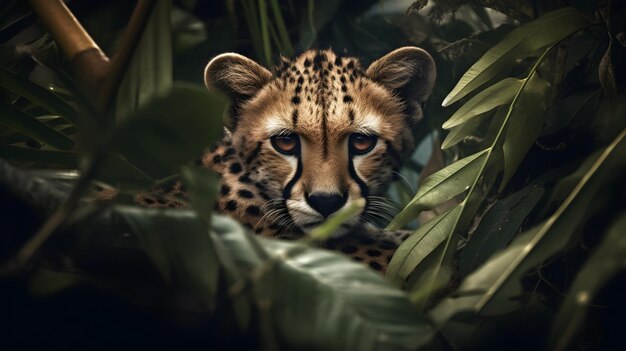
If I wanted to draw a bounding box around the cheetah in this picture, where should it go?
[136,47,436,272]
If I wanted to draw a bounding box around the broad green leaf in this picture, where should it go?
[0,101,74,150]
[442,78,522,129]
[217,224,435,351]
[387,206,461,287]
[98,206,219,309]
[181,165,220,222]
[431,128,626,326]
[459,185,544,276]
[549,213,626,351]
[115,0,172,120]
[387,149,487,230]
[443,7,596,106]
[500,76,551,191]
[0,66,80,126]
[109,84,226,179]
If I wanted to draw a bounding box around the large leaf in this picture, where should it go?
[387,206,461,287]
[115,0,172,120]
[442,7,596,106]
[0,66,80,126]
[117,206,219,306]
[549,213,626,351]
[217,217,435,351]
[442,78,522,129]
[459,185,544,276]
[109,84,226,179]
[500,76,551,191]
[181,165,220,222]
[0,100,74,150]
[74,206,220,310]
[387,149,487,230]
[430,128,626,326]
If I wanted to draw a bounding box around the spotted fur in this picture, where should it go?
[135,47,435,272]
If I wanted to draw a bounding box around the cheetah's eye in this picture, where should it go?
[271,134,300,155]
[349,133,378,155]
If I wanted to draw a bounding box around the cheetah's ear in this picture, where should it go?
[366,47,436,102]
[204,53,273,100]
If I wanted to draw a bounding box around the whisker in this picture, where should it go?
[392,171,415,194]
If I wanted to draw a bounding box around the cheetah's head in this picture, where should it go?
[205,48,435,237]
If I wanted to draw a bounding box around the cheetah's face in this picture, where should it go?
[205,48,435,236]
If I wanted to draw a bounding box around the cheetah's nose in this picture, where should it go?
[306,192,348,218]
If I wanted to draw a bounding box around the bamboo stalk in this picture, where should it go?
[28,0,110,96]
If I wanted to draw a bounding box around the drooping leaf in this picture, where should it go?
[387,206,461,287]
[442,78,522,129]
[387,149,487,230]
[217,222,435,351]
[459,185,544,276]
[549,213,626,351]
[442,7,596,106]
[0,66,80,126]
[0,100,74,150]
[430,128,626,326]
[500,76,551,191]
[86,206,220,309]
[109,84,226,179]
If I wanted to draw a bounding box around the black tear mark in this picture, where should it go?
[282,156,302,199]
[292,96,301,104]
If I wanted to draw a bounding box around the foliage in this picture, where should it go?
[1,0,625,349]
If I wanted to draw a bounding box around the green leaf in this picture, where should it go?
[387,149,487,230]
[309,199,363,240]
[459,185,544,276]
[181,165,220,222]
[430,128,626,326]
[549,213,626,351]
[102,206,219,309]
[0,66,80,126]
[441,110,490,150]
[0,100,74,150]
[269,0,294,56]
[115,0,172,120]
[442,78,522,129]
[442,7,596,106]
[217,225,435,351]
[500,76,551,191]
[109,84,226,179]
[387,206,461,287]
